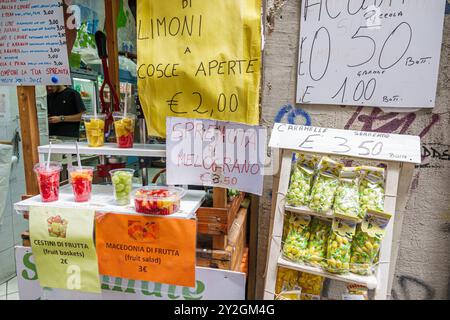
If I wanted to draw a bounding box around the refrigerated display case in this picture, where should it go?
[71,68,99,115]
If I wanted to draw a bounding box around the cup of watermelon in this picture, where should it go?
[69,166,94,202]
[34,162,62,203]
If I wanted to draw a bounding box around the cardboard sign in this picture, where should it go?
[29,206,101,293]
[166,117,267,195]
[296,0,446,108]
[95,213,196,288]
[0,0,72,86]
[269,123,421,164]
[137,0,262,137]
[15,246,246,300]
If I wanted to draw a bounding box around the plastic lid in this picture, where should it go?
[134,186,186,201]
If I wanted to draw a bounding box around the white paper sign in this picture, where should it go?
[296,0,446,108]
[15,246,246,300]
[0,0,72,86]
[166,117,267,196]
[269,123,421,164]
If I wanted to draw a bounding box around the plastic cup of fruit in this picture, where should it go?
[110,168,135,205]
[113,112,136,148]
[134,186,186,216]
[33,162,62,203]
[83,113,106,147]
[69,166,94,202]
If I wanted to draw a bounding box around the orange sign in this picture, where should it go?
[95,213,196,287]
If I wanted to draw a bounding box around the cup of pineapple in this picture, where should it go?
[83,113,106,147]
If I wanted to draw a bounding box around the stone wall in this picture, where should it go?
[256,0,450,300]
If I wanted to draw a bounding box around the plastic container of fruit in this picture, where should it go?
[134,186,186,216]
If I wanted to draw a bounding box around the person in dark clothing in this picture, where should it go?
[47,85,86,138]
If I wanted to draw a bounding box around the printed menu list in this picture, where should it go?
[0,0,72,86]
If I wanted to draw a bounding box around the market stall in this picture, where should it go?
[2,0,262,300]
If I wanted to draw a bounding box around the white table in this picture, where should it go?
[14,185,205,220]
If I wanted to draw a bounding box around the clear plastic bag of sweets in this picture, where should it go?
[350,210,392,276]
[282,213,311,262]
[298,272,324,300]
[285,153,318,207]
[309,157,342,214]
[333,167,361,219]
[359,166,385,219]
[304,217,331,268]
[342,284,369,300]
[282,211,293,243]
[275,267,301,295]
[325,215,357,274]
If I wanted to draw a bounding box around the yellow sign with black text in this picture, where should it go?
[137,0,262,137]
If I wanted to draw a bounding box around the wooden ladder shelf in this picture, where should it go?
[263,124,420,300]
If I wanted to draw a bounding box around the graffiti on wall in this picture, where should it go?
[275,104,312,126]
[392,275,437,300]
[344,107,440,139]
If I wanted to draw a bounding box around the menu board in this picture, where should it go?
[166,117,267,195]
[0,0,72,86]
[137,0,262,137]
[296,0,447,108]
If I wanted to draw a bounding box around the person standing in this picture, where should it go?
[47,85,86,139]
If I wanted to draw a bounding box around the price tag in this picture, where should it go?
[296,0,447,108]
[269,123,421,164]
[166,117,267,195]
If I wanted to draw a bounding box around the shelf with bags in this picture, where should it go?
[277,256,378,290]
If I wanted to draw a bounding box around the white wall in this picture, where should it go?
[0,87,28,283]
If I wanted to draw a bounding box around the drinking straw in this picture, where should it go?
[124,90,128,119]
[75,141,82,170]
[46,142,52,170]
[93,93,97,119]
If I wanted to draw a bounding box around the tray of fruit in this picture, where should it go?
[134,186,186,216]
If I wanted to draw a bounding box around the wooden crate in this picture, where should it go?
[240,248,249,275]
[197,192,245,249]
[196,207,247,271]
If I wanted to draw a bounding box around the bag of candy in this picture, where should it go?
[282,213,311,262]
[333,167,361,219]
[304,217,331,268]
[325,215,357,274]
[359,166,385,219]
[298,272,324,300]
[350,210,392,276]
[275,267,302,300]
[342,284,369,300]
[309,157,342,214]
[275,267,300,293]
[286,153,319,207]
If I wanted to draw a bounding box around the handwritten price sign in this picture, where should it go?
[296,0,446,108]
[137,0,262,137]
[269,123,421,164]
[166,117,267,195]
